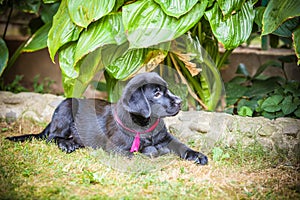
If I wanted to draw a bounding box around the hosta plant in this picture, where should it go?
[1,0,298,111]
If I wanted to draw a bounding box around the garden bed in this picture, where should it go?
[0,92,299,199]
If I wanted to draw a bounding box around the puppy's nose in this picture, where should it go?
[175,97,182,104]
[174,97,182,106]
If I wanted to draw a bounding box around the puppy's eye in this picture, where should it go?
[154,87,162,98]
[154,91,162,98]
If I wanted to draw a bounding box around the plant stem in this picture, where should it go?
[3,2,13,40]
[104,71,119,103]
[197,21,202,43]
[261,35,269,50]
[170,53,208,110]
[203,55,225,110]
[217,49,233,70]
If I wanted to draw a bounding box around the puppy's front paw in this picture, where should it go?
[184,150,208,165]
[57,139,81,153]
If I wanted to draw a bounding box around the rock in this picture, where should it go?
[293,143,300,162]
[5,111,17,123]
[276,118,300,138]
[0,91,64,123]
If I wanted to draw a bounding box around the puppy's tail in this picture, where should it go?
[6,124,50,142]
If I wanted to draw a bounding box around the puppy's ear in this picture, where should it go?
[123,87,151,118]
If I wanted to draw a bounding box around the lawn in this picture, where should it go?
[0,119,299,200]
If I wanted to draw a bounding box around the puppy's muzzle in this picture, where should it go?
[173,96,182,108]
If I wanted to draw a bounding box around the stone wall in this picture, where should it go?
[0,91,64,123]
[1,91,299,163]
[164,111,300,163]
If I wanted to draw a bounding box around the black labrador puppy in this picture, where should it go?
[7,72,208,165]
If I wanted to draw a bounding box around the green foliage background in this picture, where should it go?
[1,0,299,111]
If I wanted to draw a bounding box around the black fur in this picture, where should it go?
[6,72,208,165]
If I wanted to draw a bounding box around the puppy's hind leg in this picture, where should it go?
[45,99,74,143]
[56,122,84,153]
[42,99,80,153]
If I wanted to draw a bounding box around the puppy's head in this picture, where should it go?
[121,72,182,118]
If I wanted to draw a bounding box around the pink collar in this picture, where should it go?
[113,109,160,152]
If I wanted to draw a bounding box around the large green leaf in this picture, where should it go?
[272,17,300,38]
[48,0,83,62]
[23,22,52,52]
[293,26,300,65]
[153,0,198,18]
[74,13,126,66]
[254,6,265,27]
[123,0,208,49]
[72,48,104,97]
[0,37,8,76]
[106,48,167,80]
[106,49,146,80]
[59,43,79,79]
[59,42,129,97]
[67,0,115,28]
[113,0,125,12]
[60,41,128,97]
[100,42,129,67]
[60,71,76,98]
[217,0,245,18]
[205,1,255,50]
[60,45,104,97]
[262,0,300,35]
[40,2,60,23]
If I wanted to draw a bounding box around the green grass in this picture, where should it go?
[0,120,299,200]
